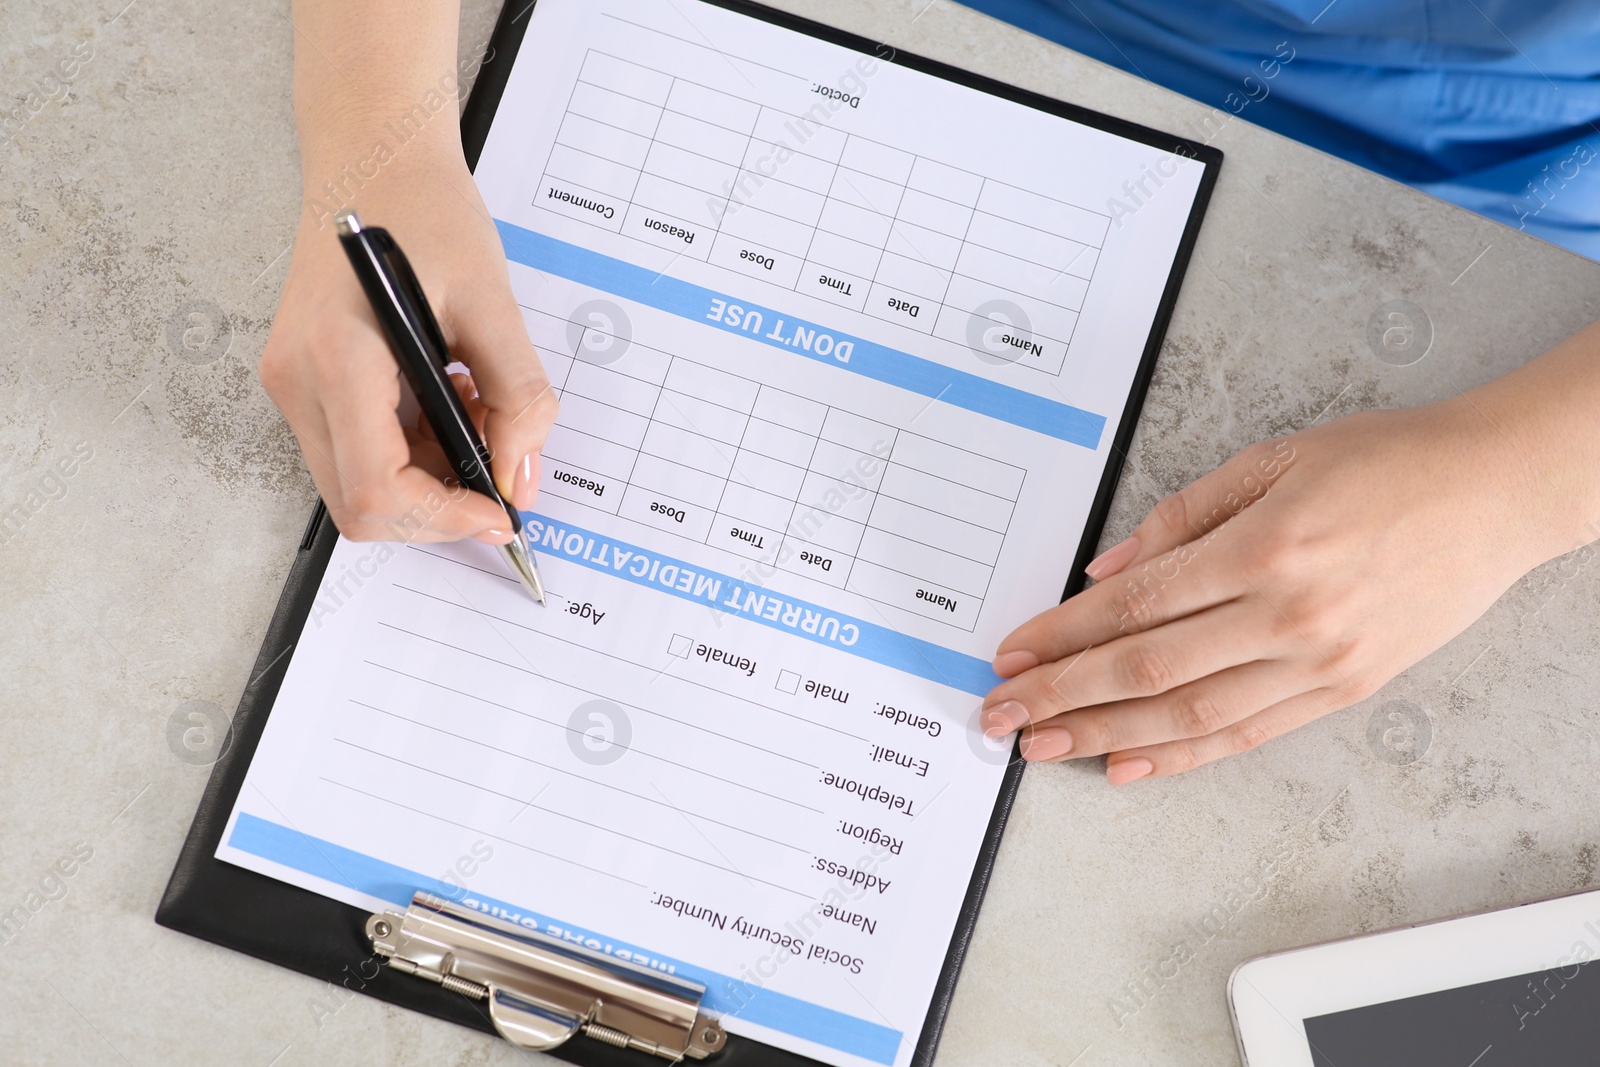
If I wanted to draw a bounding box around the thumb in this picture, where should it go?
[1088,436,1298,581]
[450,288,559,511]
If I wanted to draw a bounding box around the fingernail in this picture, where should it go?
[512,453,538,511]
[473,528,515,545]
[1085,535,1140,581]
[991,650,1039,677]
[1022,727,1073,761]
[1106,757,1154,785]
[982,699,1029,737]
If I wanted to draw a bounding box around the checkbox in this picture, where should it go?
[776,670,801,694]
[668,634,693,658]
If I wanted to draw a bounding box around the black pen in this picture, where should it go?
[334,209,545,604]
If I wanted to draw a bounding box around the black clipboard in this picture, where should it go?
[157,1,1221,1063]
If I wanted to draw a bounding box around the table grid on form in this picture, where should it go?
[526,306,1024,631]
[534,49,1108,376]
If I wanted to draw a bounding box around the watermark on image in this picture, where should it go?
[567,299,632,367]
[965,300,1033,367]
[1365,299,1432,367]
[1366,699,1432,766]
[566,699,632,766]
[166,698,232,765]
[0,439,95,548]
[0,841,95,950]
[303,43,494,229]
[165,298,233,366]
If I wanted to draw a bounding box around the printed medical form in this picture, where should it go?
[218,1,1206,1064]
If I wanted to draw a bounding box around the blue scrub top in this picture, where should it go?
[958,0,1600,260]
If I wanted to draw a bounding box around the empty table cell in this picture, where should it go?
[717,480,798,531]
[556,112,651,170]
[839,138,914,183]
[654,110,750,165]
[731,169,825,225]
[933,304,1066,375]
[777,541,849,588]
[632,173,726,232]
[643,141,738,197]
[541,423,639,481]
[564,360,668,414]
[820,409,897,458]
[943,275,1079,348]
[620,204,713,259]
[751,388,827,436]
[544,144,638,200]
[856,528,992,597]
[629,452,726,509]
[906,157,984,206]
[874,251,952,301]
[828,168,905,215]
[554,392,649,450]
[709,232,803,289]
[795,262,869,311]
[580,53,672,105]
[667,80,760,134]
[619,484,715,542]
[976,181,1111,248]
[720,204,815,257]
[727,450,807,499]
[865,495,1004,565]
[845,559,980,630]
[742,139,837,194]
[878,463,1015,533]
[965,213,1096,293]
[889,432,1025,498]
[540,457,623,514]
[1064,245,1099,281]
[896,188,974,238]
[739,417,817,467]
[664,359,761,412]
[886,220,962,271]
[653,390,750,446]
[811,438,890,491]
[707,515,783,565]
[568,81,663,137]
[785,507,865,556]
[864,283,936,334]
[955,242,1091,312]
[796,467,877,524]
[807,229,884,280]
[754,107,846,162]
[642,421,735,478]
[817,200,893,247]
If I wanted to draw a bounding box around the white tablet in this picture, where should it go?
[1230,887,1600,1066]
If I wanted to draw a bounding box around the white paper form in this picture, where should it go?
[218,3,1207,1065]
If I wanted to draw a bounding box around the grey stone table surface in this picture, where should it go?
[4,0,1599,1063]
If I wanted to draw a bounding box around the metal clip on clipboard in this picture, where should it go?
[367,893,727,1062]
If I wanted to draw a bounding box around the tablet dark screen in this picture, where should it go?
[1303,958,1599,1067]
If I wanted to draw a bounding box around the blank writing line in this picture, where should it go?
[364,659,822,814]
[390,582,869,742]
[320,777,649,889]
[345,700,807,852]
[333,739,809,896]
[378,617,817,769]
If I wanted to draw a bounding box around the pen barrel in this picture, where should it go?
[337,226,522,535]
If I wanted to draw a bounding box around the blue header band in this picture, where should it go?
[229,814,902,1065]
[496,220,1106,449]
[526,513,1000,697]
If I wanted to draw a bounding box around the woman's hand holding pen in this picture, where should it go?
[260,0,556,545]
[982,320,1600,783]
